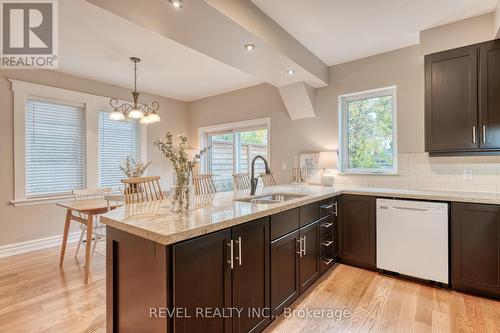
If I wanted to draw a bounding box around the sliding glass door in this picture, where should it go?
[205,127,269,192]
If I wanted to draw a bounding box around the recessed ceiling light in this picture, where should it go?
[244,43,255,51]
[286,68,296,75]
[169,0,183,8]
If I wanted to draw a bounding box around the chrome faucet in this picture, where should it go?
[250,155,271,196]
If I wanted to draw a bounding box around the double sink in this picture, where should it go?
[236,193,306,205]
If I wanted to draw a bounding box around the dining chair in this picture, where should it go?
[233,173,251,190]
[122,176,165,204]
[193,174,217,195]
[261,172,278,186]
[72,188,111,262]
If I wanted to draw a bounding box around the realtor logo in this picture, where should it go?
[1,0,58,68]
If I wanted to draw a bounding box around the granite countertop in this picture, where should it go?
[100,184,500,245]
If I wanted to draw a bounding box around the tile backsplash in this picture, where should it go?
[333,153,500,193]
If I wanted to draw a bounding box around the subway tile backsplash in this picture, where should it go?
[333,153,500,193]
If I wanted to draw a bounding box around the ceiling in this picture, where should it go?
[251,0,498,65]
[59,0,261,101]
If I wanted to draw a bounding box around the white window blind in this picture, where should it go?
[98,112,140,189]
[25,99,85,197]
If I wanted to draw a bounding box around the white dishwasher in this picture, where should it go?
[376,199,449,284]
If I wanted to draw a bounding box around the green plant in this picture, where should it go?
[120,156,151,178]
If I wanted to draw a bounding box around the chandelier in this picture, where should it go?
[109,57,160,124]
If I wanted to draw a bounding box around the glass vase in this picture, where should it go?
[171,172,194,212]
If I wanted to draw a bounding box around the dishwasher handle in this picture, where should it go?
[392,206,430,212]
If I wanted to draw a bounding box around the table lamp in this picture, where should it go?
[318,151,337,186]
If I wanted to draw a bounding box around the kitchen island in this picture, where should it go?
[101,184,500,333]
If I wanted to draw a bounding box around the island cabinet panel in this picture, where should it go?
[299,220,320,294]
[106,227,169,333]
[270,230,300,316]
[172,229,232,333]
[479,40,500,149]
[270,208,299,240]
[425,45,478,152]
[339,195,376,269]
[299,202,320,227]
[231,218,270,333]
[452,203,500,298]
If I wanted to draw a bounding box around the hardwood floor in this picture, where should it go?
[1,244,499,333]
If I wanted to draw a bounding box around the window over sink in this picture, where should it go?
[339,86,397,174]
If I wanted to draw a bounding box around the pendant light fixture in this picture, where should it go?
[109,57,160,124]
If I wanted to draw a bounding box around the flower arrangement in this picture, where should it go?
[154,132,209,211]
[120,156,151,178]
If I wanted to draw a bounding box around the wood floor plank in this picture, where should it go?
[1,245,499,333]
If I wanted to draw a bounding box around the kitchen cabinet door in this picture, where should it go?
[270,230,300,316]
[340,195,376,269]
[173,230,232,333]
[232,218,270,333]
[299,220,320,293]
[452,203,500,298]
[425,45,478,152]
[479,40,500,149]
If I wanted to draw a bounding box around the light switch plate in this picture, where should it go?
[281,162,287,170]
[463,169,473,181]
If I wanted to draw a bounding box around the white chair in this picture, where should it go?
[72,188,111,263]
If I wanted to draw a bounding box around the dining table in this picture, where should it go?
[57,199,119,283]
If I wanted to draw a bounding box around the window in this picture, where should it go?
[12,80,148,205]
[200,119,270,192]
[339,86,397,174]
[98,111,141,189]
[25,98,85,197]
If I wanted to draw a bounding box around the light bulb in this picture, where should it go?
[170,0,183,8]
[128,107,144,119]
[147,113,161,123]
[109,110,125,121]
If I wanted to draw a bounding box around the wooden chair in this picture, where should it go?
[261,172,278,186]
[233,173,251,190]
[193,174,217,195]
[122,176,165,204]
[72,188,111,262]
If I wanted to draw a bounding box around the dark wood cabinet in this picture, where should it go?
[173,218,270,333]
[339,195,376,269]
[173,229,232,333]
[299,220,320,293]
[425,39,500,154]
[452,203,500,298]
[479,40,500,149]
[270,230,300,316]
[232,218,270,333]
[425,45,478,152]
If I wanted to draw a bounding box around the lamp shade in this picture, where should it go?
[318,151,337,169]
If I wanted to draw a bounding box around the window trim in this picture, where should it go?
[338,86,398,175]
[10,80,147,206]
[198,117,271,176]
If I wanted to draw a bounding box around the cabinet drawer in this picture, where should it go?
[320,232,333,256]
[320,251,334,275]
[319,215,334,237]
[271,208,300,240]
[319,198,337,217]
[300,202,320,227]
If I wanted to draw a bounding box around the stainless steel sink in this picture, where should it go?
[236,193,306,204]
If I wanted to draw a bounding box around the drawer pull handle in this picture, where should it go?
[321,222,333,228]
[320,203,334,210]
[296,238,303,258]
[321,241,333,247]
[323,258,333,265]
[334,202,338,216]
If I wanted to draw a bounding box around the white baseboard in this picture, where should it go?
[0,232,81,259]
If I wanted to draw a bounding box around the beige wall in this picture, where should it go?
[0,69,188,246]
[188,45,424,183]
[420,13,495,55]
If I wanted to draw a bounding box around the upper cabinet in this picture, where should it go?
[425,39,500,154]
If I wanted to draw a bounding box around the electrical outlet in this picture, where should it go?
[463,169,473,181]
[281,162,287,170]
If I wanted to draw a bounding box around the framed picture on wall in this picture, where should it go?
[299,153,321,184]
